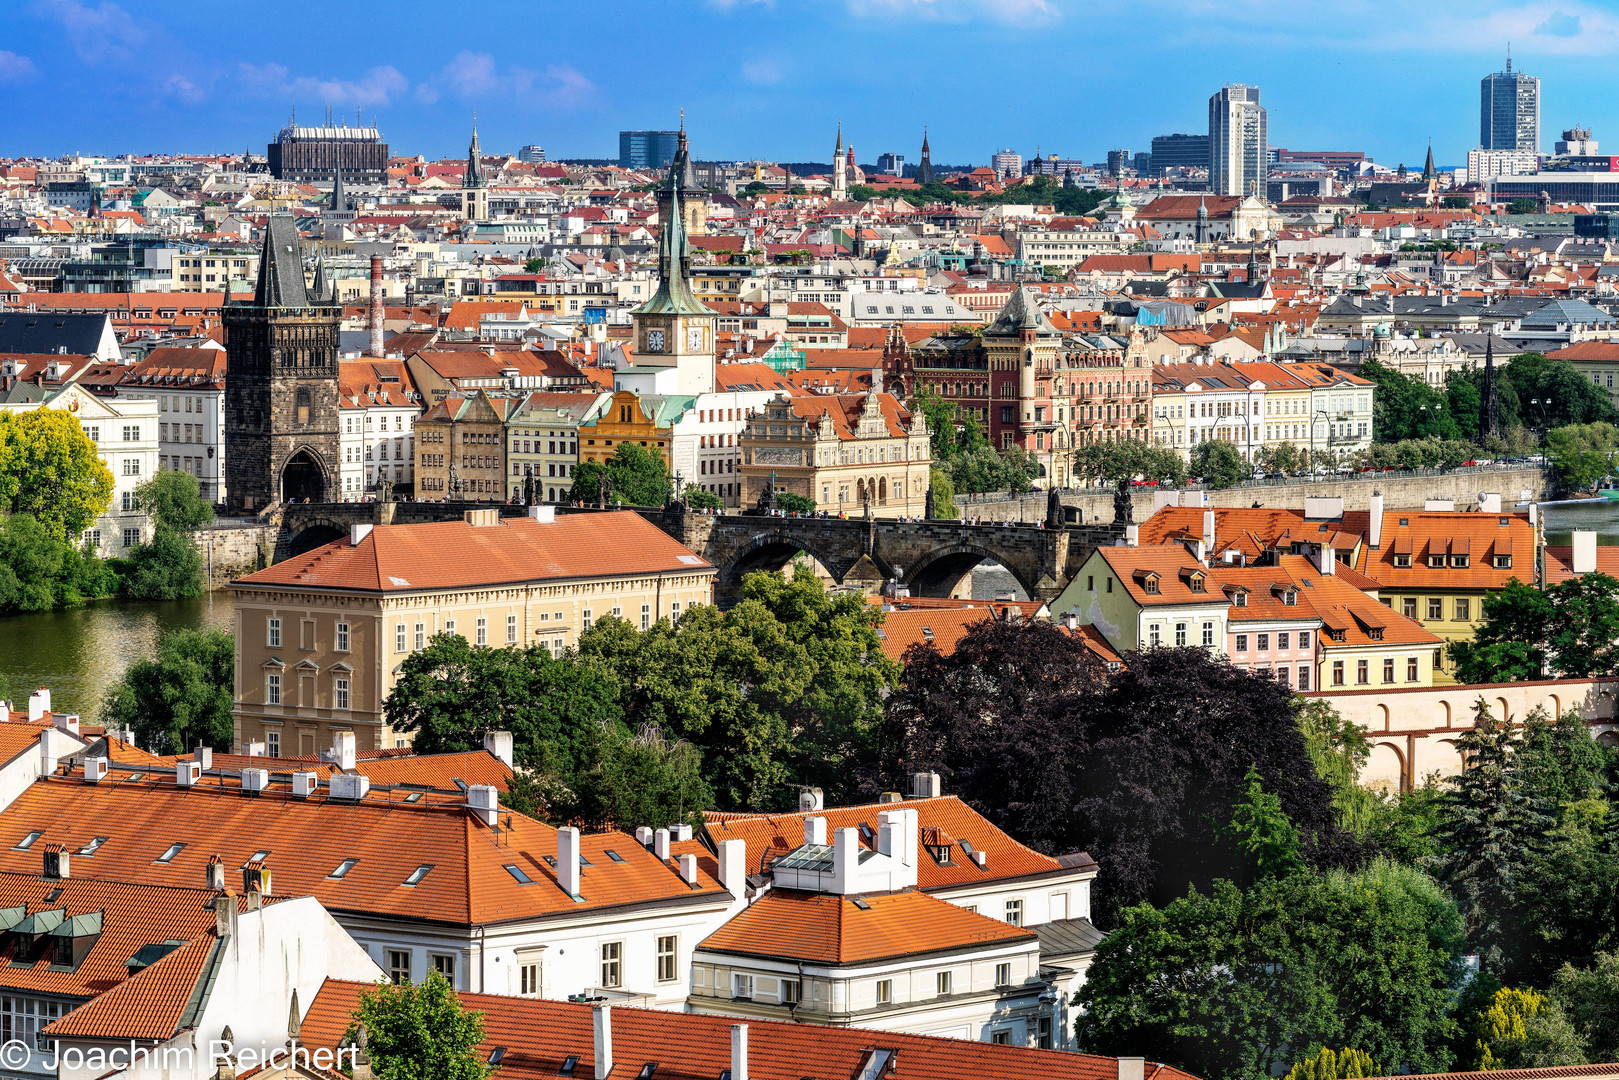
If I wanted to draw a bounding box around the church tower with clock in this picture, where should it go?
[631,123,716,396]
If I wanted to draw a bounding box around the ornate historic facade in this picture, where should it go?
[223,215,341,512]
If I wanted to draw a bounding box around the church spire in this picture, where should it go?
[1422,140,1436,180]
[917,126,934,185]
[466,114,485,190]
[634,121,711,317]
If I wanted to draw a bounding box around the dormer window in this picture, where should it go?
[1428,554,1445,568]
[1282,590,1297,606]
[1394,554,1412,568]
[1368,628,1384,641]
[1494,555,1512,569]
[1189,572,1206,594]
[1451,555,1469,568]
[1143,574,1160,595]
[1234,591,1247,608]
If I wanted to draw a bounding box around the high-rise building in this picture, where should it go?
[267,117,388,183]
[1209,84,1268,197]
[1480,57,1539,152]
[618,130,681,170]
[517,145,546,163]
[876,152,904,174]
[1150,133,1212,176]
[990,149,1023,179]
[1107,149,1132,176]
[1555,127,1597,156]
[1133,152,1153,175]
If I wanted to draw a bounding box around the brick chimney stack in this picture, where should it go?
[368,256,385,357]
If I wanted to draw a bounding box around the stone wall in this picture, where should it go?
[195,522,275,590]
[1310,678,1619,792]
[956,466,1548,524]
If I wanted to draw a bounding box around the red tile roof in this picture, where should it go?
[295,978,1200,1080]
[232,512,712,594]
[699,888,1034,964]
[1351,511,1535,591]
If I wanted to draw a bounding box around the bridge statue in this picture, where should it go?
[1046,486,1064,530]
[375,475,394,505]
[597,470,612,509]
[924,484,936,521]
[1114,482,1134,525]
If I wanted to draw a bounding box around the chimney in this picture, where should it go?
[973,848,987,868]
[1573,530,1598,575]
[1368,491,1384,548]
[804,817,828,846]
[242,860,272,898]
[1202,509,1216,554]
[55,714,81,738]
[1479,492,1502,513]
[192,745,212,770]
[1125,524,1140,547]
[730,1025,749,1080]
[1119,1059,1146,1080]
[291,771,318,798]
[1317,544,1337,576]
[330,773,371,801]
[28,688,50,723]
[718,838,746,900]
[42,843,68,881]
[673,824,693,842]
[331,731,356,771]
[369,256,385,357]
[653,828,671,861]
[635,826,653,847]
[241,767,269,792]
[592,1005,612,1080]
[798,787,824,813]
[177,759,203,787]
[482,730,514,767]
[206,854,227,890]
[558,826,582,899]
[527,505,556,524]
[84,756,108,782]
[350,523,372,546]
[678,853,698,885]
[245,741,265,757]
[467,784,498,825]
[831,827,860,895]
[215,893,238,939]
[911,771,941,799]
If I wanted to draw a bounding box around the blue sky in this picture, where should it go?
[5,0,1619,168]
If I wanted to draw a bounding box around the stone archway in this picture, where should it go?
[281,448,329,503]
[904,543,1040,600]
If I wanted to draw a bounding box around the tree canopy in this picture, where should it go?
[0,408,114,541]
[1071,441,1185,523]
[568,443,671,506]
[1546,423,1619,492]
[1448,574,1619,682]
[1190,439,1247,489]
[346,972,488,1080]
[99,628,235,754]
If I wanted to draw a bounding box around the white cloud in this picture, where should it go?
[0,51,38,82]
[741,58,785,85]
[418,52,599,110]
[35,0,145,63]
[237,62,410,107]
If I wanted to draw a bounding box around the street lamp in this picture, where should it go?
[1529,397,1553,435]
[1418,401,1443,438]
[1310,408,1331,474]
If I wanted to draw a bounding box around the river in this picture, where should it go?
[0,499,1616,719]
[0,593,234,720]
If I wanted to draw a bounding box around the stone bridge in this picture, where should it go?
[274,501,1125,602]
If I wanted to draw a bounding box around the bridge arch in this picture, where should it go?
[721,530,852,590]
[902,541,1038,600]
[283,513,353,557]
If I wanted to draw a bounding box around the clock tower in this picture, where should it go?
[631,122,715,396]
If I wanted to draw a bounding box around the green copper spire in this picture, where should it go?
[634,124,712,316]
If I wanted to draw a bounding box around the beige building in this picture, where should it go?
[413,390,520,500]
[739,390,930,516]
[229,508,716,754]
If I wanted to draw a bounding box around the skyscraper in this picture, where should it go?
[618,130,681,170]
[1208,84,1267,198]
[1480,56,1539,152]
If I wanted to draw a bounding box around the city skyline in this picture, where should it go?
[3,1,1619,166]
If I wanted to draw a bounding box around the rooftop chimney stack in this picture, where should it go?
[718,838,746,900]
[467,784,498,825]
[653,828,671,861]
[911,771,941,799]
[1119,1058,1146,1080]
[1368,491,1384,548]
[28,688,50,723]
[804,816,828,846]
[42,844,68,881]
[194,745,212,770]
[215,893,238,940]
[206,854,227,890]
[730,1024,749,1080]
[1202,509,1216,554]
[84,756,108,782]
[558,826,582,899]
[678,852,698,885]
[177,759,203,787]
[331,731,356,771]
[635,826,653,847]
[482,730,514,767]
[369,256,385,358]
[291,771,318,798]
[831,826,860,895]
[592,1004,612,1080]
[1573,530,1598,575]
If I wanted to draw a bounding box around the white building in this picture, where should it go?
[113,345,228,504]
[336,360,421,501]
[1466,147,1541,184]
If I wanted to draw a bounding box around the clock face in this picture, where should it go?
[688,326,704,351]
[647,329,665,352]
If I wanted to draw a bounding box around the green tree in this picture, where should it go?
[1546,423,1619,492]
[99,628,235,754]
[1224,765,1305,884]
[927,466,959,519]
[1546,951,1619,1063]
[1297,700,1377,834]
[1257,441,1302,476]
[684,487,723,511]
[1450,574,1619,681]
[1508,198,1539,215]
[1071,440,1186,523]
[1191,439,1247,489]
[946,444,1038,495]
[911,382,985,463]
[568,443,670,506]
[0,514,118,612]
[523,256,543,273]
[0,408,115,541]
[1076,862,1463,1080]
[134,470,216,531]
[1429,702,1555,970]
[1361,359,1462,442]
[1284,1047,1378,1080]
[559,721,714,832]
[775,491,815,513]
[121,527,206,600]
[346,972,488,1080]
[1471,986,1586,1070]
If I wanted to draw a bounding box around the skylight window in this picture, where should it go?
[78,836,108,856]
[638,1065,658,1080]
[155,843,185,864]
[126,772,145,782]
[504,864,534,884]
[403,864,433,886]
[560,1056,579,1076]
[328,858,359,880]
[605,850,624,863]
[488,1047,507,1066]
[14,831,42,851]
[404,792,424,803]
[242,851,269,868]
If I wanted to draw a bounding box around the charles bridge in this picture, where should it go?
[236,501,1126,602]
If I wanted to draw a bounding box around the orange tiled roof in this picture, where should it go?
[1095,545,1228,607]
[699,887,1034,964]
[296,977,1202,1080]
[1544,544,1619,583]
[0,777,727,926]
[701,795,1087,890]
[232,512,712,593]
[1352,511,1535,591]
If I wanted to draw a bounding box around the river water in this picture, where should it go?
[0,593,234,720]
[0,500,1615,720]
